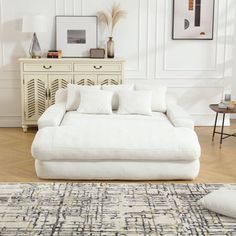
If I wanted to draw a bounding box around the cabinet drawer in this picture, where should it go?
[74,63,122,72]
[23,63,72,72]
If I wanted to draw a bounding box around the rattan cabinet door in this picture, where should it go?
[48,75,72,106]
[97,75,121,85]
[74,74,98,86]
[23,75,48,121]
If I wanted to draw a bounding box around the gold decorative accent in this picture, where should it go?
[189,0,194,11]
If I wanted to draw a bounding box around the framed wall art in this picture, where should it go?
[172,0,215,40]
[56,16,97,57]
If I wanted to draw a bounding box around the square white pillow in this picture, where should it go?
[66,84,101,111]
[117,91,152,115]
[102,84,134,110]
[135,84,167,112]
[198,189,236,219]
[77,90,113,114]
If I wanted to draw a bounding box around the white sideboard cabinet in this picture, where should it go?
[20,58,125,132]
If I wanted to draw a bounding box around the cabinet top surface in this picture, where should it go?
[19,57,125,62]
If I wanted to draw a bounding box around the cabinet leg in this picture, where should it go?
[22,125,28,133]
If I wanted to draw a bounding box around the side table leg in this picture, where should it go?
[212,112,218,142]
[220,113,225,149]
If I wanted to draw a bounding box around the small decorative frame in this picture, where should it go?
[172,0,215,40]
[56,16,97,57]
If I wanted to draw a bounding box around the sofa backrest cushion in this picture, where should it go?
[77,90,113,114]
[102,84,134,110]
[66,84,101,111]
[117,91,152,116]
[135,84,167,112]
[56,84,167,114]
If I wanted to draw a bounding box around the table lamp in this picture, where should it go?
[22,15,47,58]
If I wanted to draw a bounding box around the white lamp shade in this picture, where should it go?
[22,15,47,33]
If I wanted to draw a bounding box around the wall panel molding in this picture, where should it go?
[0,79,20,89]
[155,0,228,79]
[0,0,58,73]
[0,116,21,127]
[0,0,235,127]
[80,0,148,79]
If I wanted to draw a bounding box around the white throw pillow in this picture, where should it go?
[198,190,236,219]
[117,91,152,115]
[135,84,167,112]
[102,84,134,110]
[77,90,113,114]
[66,84,101,111]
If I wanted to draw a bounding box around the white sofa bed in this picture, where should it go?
[31,85,201,180]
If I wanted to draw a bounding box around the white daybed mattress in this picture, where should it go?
[32,112,200,163]
[61,111,172,127]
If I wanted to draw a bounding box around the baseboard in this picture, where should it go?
[0,116,21,127]
[230,114,236,119]
[0,115,231,127]
[191,114,230,127]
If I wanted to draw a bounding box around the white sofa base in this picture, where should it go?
[35,159,200,180]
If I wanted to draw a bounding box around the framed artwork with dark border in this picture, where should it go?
[172,0,215,40]
[56,16,97,57]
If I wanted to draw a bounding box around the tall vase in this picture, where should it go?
[107,37,114,58]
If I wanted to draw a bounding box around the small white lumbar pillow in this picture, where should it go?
[117,90,152,115]
[135,84,167,112]
[66,84,101,111]
[102,84,134,110]
[77,90,113,114]
[198,189,236,219]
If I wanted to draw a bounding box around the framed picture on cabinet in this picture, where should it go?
[172,0,215,40]
[56,16,97,57]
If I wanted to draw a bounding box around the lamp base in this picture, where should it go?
[29,33,42,59]
[31,55,42,59]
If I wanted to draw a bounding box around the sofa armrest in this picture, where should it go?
[55,88,67,104]
[166,103,194,129]
[38,102,66,129]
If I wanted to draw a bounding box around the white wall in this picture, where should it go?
[231,5,236,119]
[0,0,235,127]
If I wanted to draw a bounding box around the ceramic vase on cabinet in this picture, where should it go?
[107,37,114,58]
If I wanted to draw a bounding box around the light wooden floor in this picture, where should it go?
[0,122,236,183]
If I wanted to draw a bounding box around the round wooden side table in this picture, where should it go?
[209,104,236,148]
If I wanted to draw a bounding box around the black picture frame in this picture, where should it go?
[56,15,98,58]
[172,0,215,40]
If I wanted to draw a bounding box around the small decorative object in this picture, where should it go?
[47,50,62,59]
[22,15,47,58]
[56,16,97,58]
[90,48,105,58]
[227,101,235,110]
[97,3,127,58]
[172,0,215,40]
[218,100,227,109]
[224,94,231,102]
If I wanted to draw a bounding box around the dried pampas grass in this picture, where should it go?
[97,3,127,36]
[97,11,110,28]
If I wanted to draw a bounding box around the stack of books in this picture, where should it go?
[47,50,62,58]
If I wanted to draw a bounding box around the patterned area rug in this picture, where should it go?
[0,183,235,235]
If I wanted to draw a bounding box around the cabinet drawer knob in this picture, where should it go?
[93,65,102,70]
[43,65,52,70]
